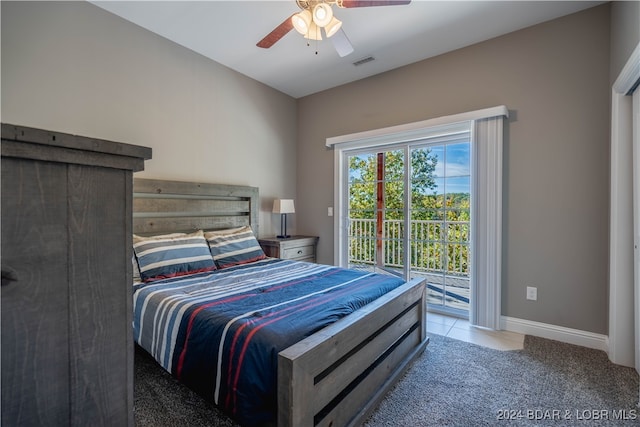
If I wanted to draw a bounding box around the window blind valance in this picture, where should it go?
[326,105,508,149]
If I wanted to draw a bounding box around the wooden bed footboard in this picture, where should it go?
[278,277,428,427]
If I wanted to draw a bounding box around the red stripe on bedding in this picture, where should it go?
[143,266,217,283]
[229,313,290,414]
[217,254,267,269]
[222,270,343,408]
[223,269,343,378]
[225,273,388,415]
[181,269,340,382]
[176,293,250,379]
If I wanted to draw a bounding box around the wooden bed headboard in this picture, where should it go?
[133,178,259,236]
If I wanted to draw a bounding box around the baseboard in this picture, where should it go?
[500,316,609,353]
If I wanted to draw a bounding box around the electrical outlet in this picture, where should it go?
[526,286,537,301]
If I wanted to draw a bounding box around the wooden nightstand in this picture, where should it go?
[259,236,319,263]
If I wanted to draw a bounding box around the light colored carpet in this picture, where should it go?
[134,333,639,426]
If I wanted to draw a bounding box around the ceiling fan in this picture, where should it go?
[257,0,411,57]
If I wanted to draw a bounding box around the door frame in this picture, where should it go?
[327,106,508,329]
[608,41,640,371]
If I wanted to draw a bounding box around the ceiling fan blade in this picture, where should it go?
[330,28,354,57]
[339,0,411,7]
[257,14,295,48]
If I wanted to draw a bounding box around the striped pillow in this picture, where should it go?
[133,230,216,282]
[205,226,267,269]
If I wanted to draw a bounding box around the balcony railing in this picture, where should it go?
[348,218,470,273]
[348,218,470,311]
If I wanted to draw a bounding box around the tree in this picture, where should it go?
[348,148,439,219]
[348,147,471,275]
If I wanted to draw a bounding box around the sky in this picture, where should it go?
[349,141,471,196]
[429,142,470,195]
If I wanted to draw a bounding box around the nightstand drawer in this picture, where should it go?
[282,245,314,260]
[258,236,319,263]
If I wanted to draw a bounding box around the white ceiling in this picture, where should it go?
[91,1,604,99]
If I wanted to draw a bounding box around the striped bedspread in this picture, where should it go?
[133,258,405,426]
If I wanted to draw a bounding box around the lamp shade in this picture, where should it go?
[273,199,295,214]
[292,9,312,35]
[324,17,342,38]
[312,3,333,27]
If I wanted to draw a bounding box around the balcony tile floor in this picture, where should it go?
[427,311,524,351]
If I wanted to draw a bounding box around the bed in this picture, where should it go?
[132,178,428,427]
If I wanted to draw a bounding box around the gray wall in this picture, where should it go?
[610,0,640,83]
[297,4,612,334]
[1,0,298,238]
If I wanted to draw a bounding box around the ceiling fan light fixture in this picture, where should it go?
[324,17,342,38]
[259,0,411,52]
[292,9,312,35]
[303,21,323,40]
[312,3,333,27]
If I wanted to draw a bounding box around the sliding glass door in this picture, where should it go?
[333,107,507,327]
[344,128,472,316]
[409,142,470,315]
[348,149,406,276]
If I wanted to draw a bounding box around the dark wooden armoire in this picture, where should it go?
[1,124,151,426]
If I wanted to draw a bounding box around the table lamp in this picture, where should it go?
[272,199,295,238]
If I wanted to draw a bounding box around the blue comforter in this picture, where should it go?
[133,258,405,426]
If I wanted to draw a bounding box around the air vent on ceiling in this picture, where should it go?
[353,56,375,66]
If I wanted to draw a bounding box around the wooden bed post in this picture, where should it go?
[376,152,385,268]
